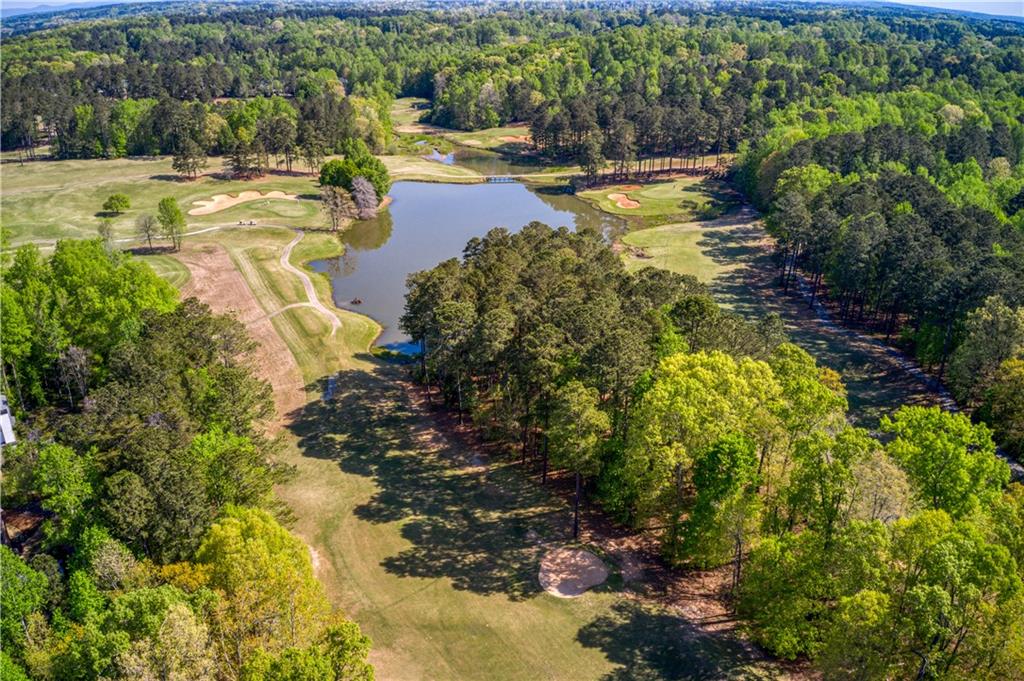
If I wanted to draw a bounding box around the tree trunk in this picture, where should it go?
[573,471,582,540]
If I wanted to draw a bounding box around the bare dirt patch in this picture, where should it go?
[618,184,643,191]
[608,192,640,209]
[539,547,609,597]
[189,190,299,215]
[176,244,306,424]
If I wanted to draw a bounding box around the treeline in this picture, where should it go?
[402,223,1024,678]
[738,87,1024,454]
[0,241,374,681]
[2,82,391,180]
[4,2,1023,176]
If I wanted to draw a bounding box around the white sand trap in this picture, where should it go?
[189,190,299,215]
[608,192,640,209]
[539,547,608,598]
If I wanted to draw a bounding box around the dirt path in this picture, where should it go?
[177,243,306,422]
[281,230,342,336]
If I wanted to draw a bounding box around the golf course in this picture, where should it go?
[1,130,953,678]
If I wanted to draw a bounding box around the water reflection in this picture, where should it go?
[424,148,455,165]
[310,181,625,347]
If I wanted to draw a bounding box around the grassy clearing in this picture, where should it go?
[138,253,192,288]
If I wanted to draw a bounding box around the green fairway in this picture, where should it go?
[1,155,490,250]
[161,221,777,680]
[578,177,728,222]
[620,207,950,426]
[622,221,736,283]
[2,157,325,247]
[278,362,774,681]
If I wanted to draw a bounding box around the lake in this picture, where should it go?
[310,180,626,350]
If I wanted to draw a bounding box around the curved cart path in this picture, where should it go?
[177,244,306,423]
[281,230,342,337]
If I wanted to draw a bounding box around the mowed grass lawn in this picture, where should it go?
[138,253,192,287]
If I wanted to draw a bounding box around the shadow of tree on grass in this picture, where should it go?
[287,363,564,601]
[577,601,770,681]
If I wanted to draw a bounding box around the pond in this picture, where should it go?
[424,147,546,176]
[309,180,626,351]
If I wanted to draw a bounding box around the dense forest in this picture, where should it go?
[402,222,1023,678]
[0,241,375,680]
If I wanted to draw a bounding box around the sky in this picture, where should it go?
[2,0,1022,19]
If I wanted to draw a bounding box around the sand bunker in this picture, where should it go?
[500,134,532,144]
[539,547,608,598]
[608,192,640,209]
[189,190,299,215]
